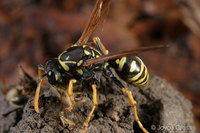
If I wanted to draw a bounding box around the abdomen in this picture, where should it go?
[109,56,149,87]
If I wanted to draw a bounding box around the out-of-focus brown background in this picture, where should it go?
[0,0,199,130]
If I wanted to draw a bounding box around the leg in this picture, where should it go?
[0,78,9,95]
[38,64,46,85]
[93,37,109,55]
[67,79,77,112]
[82,84,98,133]
[112,77,149,133]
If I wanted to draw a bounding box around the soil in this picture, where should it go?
[0,76,197,133]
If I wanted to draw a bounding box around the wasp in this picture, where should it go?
[33,0,168,133]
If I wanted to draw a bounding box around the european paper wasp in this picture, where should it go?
[33,0,168,133]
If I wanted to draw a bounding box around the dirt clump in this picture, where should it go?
[0,76,197,133]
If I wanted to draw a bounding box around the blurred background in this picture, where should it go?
[0,0,199,130]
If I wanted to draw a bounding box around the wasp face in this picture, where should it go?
[46,59,63,85]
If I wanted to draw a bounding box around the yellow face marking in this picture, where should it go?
[104,62,109,68]
[77,69,83,75]
[130,61,137,72]
[77,60,83,66]
[118,57,126,71]
[55,74,58,81]
[115,59,120,64]
[83,45,87,48]
[84,50,90,55]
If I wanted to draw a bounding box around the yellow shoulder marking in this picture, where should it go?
[59,61,70,71]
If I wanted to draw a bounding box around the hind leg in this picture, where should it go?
[112,77,149,133]
[93,37,109,55]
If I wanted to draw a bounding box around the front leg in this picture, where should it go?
[67,79,77,112]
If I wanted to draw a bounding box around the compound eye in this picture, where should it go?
[47,70,56,85]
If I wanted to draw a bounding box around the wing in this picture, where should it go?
[82,45,169,66]
[76,0,111,45]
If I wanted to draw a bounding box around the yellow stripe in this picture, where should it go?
[133,66,147,85]
[72,44,78,47]
[63,61,77,64]
[137,73,149,86]
[130,61,137,72]
[128,61,144,82]
[118,57,126,71]
[58,51,66,60]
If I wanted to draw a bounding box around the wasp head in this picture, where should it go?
[45,58,63,85]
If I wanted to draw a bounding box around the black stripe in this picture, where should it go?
[137,73,149,86]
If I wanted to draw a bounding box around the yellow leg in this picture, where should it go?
[38,65,46,86]
[122,88,149,133]
[67,79,77,112]
[93,37,109,55]
[83,84,98,133]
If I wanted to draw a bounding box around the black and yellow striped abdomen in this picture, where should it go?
[109,56,149,87]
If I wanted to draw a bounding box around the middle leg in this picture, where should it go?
[82,84,98,133]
